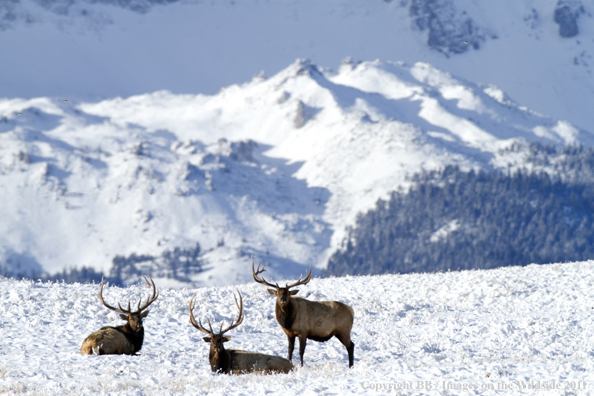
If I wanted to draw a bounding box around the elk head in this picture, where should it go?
[188,290,244,372]
[252,257,312,310]
[98,274,159,332]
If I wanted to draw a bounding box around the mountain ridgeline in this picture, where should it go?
[325,143,594,277]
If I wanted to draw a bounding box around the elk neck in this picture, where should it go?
[275,298,297,329]
[209,347,232,373]
[117,323,145,353]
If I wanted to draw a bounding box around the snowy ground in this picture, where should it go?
[1,260,594,395]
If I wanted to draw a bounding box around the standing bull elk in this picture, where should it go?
[252,258,355,367]
[188,290,293,374]
[80,275,159,355]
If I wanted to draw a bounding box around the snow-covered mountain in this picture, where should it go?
[1,58,592,285]
[1,260,593,395]
[1,0,594,130]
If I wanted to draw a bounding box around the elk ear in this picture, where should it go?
[267,289,277,296]
[139,310,149,319]
[289,290,299,295]
[223,336,231,342]
[120,314,129,321]
[203,337,211,343]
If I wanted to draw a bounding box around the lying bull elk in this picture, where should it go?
[80,275,159,355]
[189,290,293,374]
[252,258,355,367]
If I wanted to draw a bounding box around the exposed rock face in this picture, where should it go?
[554,0,584,38]
[408,0,488,56]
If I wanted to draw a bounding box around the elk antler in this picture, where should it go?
[252,256,312,290]
[251,257,279,289]
[220,291,244,336]
[189,294,215,335]
[136,274,159,313]
[188,290,244,336]
[285,266,313,289]
[97,275,159,316]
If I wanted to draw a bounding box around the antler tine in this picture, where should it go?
[97,277,131,315]
[220,289,244,335]
[251,256,278,289]
[116,300,132,315]
[235,290,244,324]
[188,294,212,335]
[286,273,302,288]
[136,274,159,313]
[137,274,152,311]
[286,265,313,289]
[206,318,214,334]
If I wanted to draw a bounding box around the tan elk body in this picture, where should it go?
[80,275,159,355]
[188,291,293,374]
[252,258,355,367]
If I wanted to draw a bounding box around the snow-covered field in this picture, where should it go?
[1,260,593,395]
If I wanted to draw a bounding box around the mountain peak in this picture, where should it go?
[3,0,594,131]
[1,57,591,286]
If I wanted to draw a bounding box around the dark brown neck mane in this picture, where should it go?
[210,348,232,373]
[275,298,297,329]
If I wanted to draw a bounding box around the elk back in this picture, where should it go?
[80,327,135,355]
[279,298,354,338]
[228,350,293,374]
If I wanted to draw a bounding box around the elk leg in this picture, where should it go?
[347,341,355,368]
[298,335,307,366]
[336,334,355,368]
[287,335,295,361]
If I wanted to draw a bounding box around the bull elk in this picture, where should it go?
[252,257,355,367]
[80,275,159,355]
[188,290,293,374]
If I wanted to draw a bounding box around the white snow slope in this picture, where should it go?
[1,260,593,395]
[2,0,594,131]
[2,59,592,285]
[2,58,593,283]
